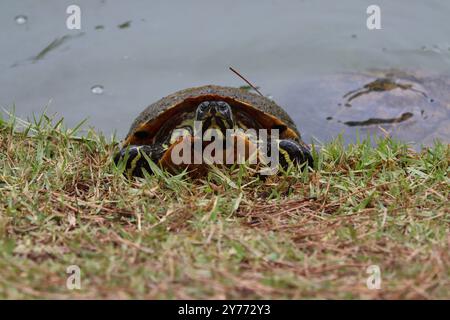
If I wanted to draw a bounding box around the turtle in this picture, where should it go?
[114,85,313,177]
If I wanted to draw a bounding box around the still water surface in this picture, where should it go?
[1,0,449,146]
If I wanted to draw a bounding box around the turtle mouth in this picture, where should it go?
[202,115,233,135]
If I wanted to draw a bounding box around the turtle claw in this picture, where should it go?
[278,139,313,170]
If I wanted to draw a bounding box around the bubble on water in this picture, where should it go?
[91,85,104,95]
[15,15,27,25]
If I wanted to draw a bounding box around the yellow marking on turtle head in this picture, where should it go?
[126,146,142,178]
[279,147,293,167]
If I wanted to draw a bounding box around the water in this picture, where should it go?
[1,0,449,146]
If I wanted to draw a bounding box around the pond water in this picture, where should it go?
[1,0,449,147]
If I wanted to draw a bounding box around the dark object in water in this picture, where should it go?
[12,33,84,67]
[343,78,427,104]
[118,21,131,29]
[32,34,84,62]
[344,112,413,127]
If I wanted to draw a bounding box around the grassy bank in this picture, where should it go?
[0,114,448,299]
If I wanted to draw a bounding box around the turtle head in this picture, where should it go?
[195,101,234,133]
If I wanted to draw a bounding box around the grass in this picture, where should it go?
[0,113,448,299]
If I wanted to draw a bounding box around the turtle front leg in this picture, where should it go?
[114,144,166,178]
[277,139,313,170]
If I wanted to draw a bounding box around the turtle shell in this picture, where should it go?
[124,85,301,147]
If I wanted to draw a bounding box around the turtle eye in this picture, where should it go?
[198,102,209,112]
[217,103,229,113]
